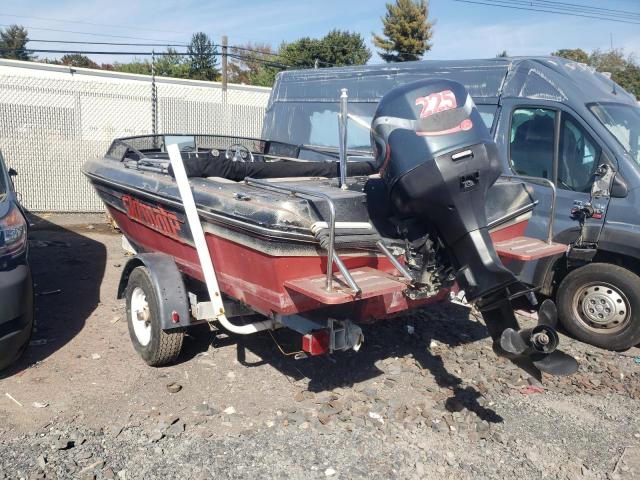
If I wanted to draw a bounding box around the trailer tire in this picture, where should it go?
[557,263,640,351]
[125,266,184,366]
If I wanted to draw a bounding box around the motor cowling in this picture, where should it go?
[371,79,515,301]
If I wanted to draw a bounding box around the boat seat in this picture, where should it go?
[174,149,378,181]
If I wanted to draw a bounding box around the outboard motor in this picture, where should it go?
[371,79,577,378]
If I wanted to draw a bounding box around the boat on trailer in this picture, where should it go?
[83,79,577,378]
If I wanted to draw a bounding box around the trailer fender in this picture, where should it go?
[117,253,191,331]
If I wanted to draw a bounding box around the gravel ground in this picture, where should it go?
[1,213,639,480]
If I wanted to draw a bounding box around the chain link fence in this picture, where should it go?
[0,59,271,211]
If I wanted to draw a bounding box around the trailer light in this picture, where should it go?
[171,311,180,323]
[0,204,27,258]
[302,330,330,356]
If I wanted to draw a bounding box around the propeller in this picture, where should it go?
[496,299,578,377]
[537,298,558,327]
[532,350,579,376]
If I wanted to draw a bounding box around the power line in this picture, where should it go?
[28,39,188,47]
[0,17,351,69]
[0,12,303,59]
[23,38,337,68]
[27,39,283,58]
[4,48,192,55]
[227,53,290,69]
[0,23,187,42]
[0,12,185,34]
[452,0,640,25]
[228,45,333,67]
[509,0,640,18]
[0,47,292,69]
[491,0,640,19]
[26,38,283,58]
[16,28,298,63]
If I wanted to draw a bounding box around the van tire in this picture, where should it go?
[125,266,184,366]
[557,263,640,350]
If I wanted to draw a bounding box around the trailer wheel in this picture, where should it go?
[557,263,640,350]
[125,266,184,366]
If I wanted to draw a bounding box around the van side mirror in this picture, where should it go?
[590,164,614,199]
[610,173,628,198]
[8,168,17,177]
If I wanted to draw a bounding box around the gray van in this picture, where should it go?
[262,57,640,350]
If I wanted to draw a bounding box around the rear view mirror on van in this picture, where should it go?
[591,162,629,199]
[610,173,628,198]
[8,168,17,177]
[590,164,614,199]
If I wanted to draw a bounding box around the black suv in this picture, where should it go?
[0,153,32,371]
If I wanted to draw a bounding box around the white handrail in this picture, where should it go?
[167,143,273,334]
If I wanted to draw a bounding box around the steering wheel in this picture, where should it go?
[225,144,254,163]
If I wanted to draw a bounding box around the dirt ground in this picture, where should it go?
[1,213,639,480]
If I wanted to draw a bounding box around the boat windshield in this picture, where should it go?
[164,135,196,151]
[589,102,640,165]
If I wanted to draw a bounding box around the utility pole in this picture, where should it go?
[222,35,228,91]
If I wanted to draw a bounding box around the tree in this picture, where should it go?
[113,59,151,75]
[496,50,509,58]
[112,49,191,79]
[551,48,589,64]
[154,48,190,78]
[319,30,371,66]
[279,37,322,68]
[589,49,628,75]
[0,24,32,61]
[372,0,434,62]
[60,54,98,69]
[614,61,640,98]
[552,47,640,99]
[248,66,280,87]
[228,43,280,87]
[590,49,639,98]
[280,30,371,69]
[188,32,219,81]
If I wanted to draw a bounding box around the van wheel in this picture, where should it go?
[125,266,184,366]
[557,263,640,350]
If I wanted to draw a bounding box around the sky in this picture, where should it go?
[2,0,639,65]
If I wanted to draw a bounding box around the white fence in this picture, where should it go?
[0,59,271,211]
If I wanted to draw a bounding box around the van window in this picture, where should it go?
[476,104,497,131]
[509,108,556,179]
[589,102,640,165]
[268,100,496,152]
[308,109,373,150]
[558,114,600,192]
[266,102,377,151]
